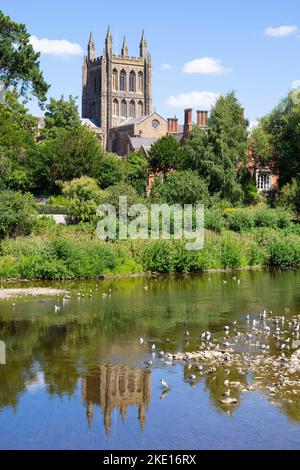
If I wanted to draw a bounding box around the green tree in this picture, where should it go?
[183,93,247,204]
[148,135,182,173]
[93,153,124,189]
[207,92,248,201]
[101,182,144,212]
[34,126,103,193]
[181,126,208,171]
[249,125,273,166]
[263,92,300,185]
[0,190,37,239]
[0,11,49,104]
[0,91,37,191]
[276,179,300,215]
[44,95,80,135]
[124,152,148,195]
[150,170,209,205]
[62,176,102,223]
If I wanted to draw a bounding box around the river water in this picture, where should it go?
[0,269,300,450]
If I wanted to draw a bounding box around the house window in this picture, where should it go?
[257,172,272,191]
[138,72,143,93]
[120,70,126,91]
[112,69,118,91]
[113,99,119,116]
[129,71,136,92]
[121,99,127,117]
[137,100,143,117]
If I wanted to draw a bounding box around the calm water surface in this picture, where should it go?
[0,270,300,450]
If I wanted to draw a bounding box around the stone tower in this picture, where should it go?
[82,27,152,150]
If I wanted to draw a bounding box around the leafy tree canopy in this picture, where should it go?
[93,153,124,189]
[150,170,210,205]
[44,95,80,135]
[0,10,49,104]
[148,135,183,173]
[262,92,300,185]
[33,126,103,193]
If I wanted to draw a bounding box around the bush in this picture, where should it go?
[101,183,145,213]
[253,206,278,228]
[93,153,124,189]
[150,170,210,205]
[140,240,176,273]
[221,233,247,268]
[269,239,300,266]
[204,209,225,233]
[63,176,102,223]
[226,209,254,232]
[0,190,37,239]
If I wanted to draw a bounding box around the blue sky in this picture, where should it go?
[1,0,300,125]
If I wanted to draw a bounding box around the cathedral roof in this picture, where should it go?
[129,136,159,151]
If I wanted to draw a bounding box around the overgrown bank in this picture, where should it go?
[0,223,299,281]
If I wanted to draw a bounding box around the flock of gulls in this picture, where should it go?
[11,281,300,411]
[140,308,300,407]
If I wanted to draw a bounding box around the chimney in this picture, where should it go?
[197,111,202,127]
[167,118,173,133]
[182,108,193,143]
[197,110,208,128]
[173,117,178,133]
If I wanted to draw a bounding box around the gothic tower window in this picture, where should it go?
[112,69,118,91]
[129,71,136,92]
[129,100,136,118]
[113,99,119,116]
[137,100,143,117]
[120,70,127,91]
[138,72,143,93]
[121,99,127,117]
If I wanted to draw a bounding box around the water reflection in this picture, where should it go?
[0,270,300,449]
[82,365,151,435]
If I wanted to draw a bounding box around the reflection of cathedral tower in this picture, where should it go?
[82,364,151,435]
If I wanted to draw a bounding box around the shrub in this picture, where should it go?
[150,170,210,205]
[93,153,124,189]
[0,190,37,239]
[269,238,300,266]
[221,233,247,268]
[62,176,102,223]
[226,209,254,232]
[140,240,176,273]
[253,206,278,228]
[204,209,225,234]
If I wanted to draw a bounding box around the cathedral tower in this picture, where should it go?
[82,27,153,150]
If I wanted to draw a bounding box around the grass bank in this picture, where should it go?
[0,223,299,281]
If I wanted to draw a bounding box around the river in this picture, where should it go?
[0,269,300,450]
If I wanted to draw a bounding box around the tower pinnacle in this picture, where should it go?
[140,30,147,57]
[121,36,128,57]
[88,32,95,60]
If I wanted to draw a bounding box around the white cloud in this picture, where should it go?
[166,91,220,109]
[161,63,174,71]
[182,57,230,75]
[29,35,83,56]
[265,25,298,37]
